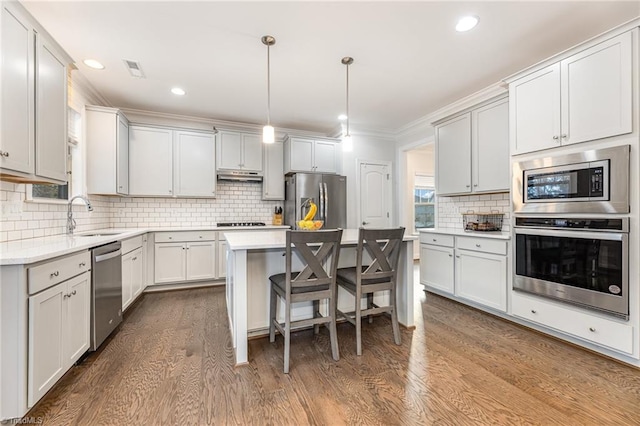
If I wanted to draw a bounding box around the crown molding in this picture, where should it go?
[70,71,112,107]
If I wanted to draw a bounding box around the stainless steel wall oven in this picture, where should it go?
[514,217,629,319]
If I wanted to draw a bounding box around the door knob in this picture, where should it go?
[362,221,369,225]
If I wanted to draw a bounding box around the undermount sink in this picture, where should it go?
[75,232,122,237]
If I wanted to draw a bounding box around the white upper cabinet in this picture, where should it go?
[560,31,633,145]
[129,126,174,196]
[436,113,472,194]
[35,35,67,182]
[217,131,263,172]
[0,2,71,183]
[86,106,129,195]
[284,136,340,174]
[1,3,34,175]
[128,125,216,197]
[472,98,510,193]
[509,64,561,155]
[510,30,633,155]
[263,140,285,200]
[174,130,216,197]
[436,97,509,196]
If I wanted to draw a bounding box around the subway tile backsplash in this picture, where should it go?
[437,192,511,232]
[0,181,280,242]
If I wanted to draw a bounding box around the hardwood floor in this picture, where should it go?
[27,281,640,425]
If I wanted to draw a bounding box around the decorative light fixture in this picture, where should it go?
[83,59,105,70]
[171,87,186,96]
[455,15,479,32]
[261,35,276,144]
[341,57,354,152]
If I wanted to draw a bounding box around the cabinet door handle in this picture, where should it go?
[531,309,537,314]
[63,293,70,299]
[466,185,471,188]
[475,244,481,248]
[132,257,137,261]
[168,237,173,240]
[553,135,559,140]
[473,184,478,187]
[0,151,9,157]
[455,255,460,258]
[432,239,437,242]
[50,271,60,278]
[448,254,453,257]
[79,262,86,267]
[561,134,567,139]
[71,290,77,296]
[589,327,596,332]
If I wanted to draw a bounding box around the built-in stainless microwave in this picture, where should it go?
[513,145,630,214]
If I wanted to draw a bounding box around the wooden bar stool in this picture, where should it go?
[268,228,343,373]
[336,227,405,355]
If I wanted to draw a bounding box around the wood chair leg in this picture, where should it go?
[313,300,320,335]
[269,286,277,343]
[284,304,291,374]
[355,294,362,356]
[329,295,339,361]
[390,287,401,346]
[367,293,374,324]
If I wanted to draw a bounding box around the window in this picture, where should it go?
[414,174,435,231]
[29,107,80,202]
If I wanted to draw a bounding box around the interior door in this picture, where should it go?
[359,162,391,228]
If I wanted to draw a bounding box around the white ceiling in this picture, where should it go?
[23,1,640,135]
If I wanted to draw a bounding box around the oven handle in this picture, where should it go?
[514,227,626,241]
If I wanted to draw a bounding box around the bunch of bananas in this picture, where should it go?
[298,202,323,230]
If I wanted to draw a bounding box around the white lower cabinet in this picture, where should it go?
[419,232,508,313]
[185,242,216,281]
[153,232,216,284]
[512,291,633,355]
[420,244,454,294]
[122,247,143,310]
[455,249,507,312]
[28,271,90,406]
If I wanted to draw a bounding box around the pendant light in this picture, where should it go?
[262,35,276,144]
[341,57,354,152]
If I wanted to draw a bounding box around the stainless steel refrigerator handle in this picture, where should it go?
[95,249,122,263]
[318,183,325,221]
[323,182,329,223]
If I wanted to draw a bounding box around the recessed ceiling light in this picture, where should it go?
[83,59,104,70]
[456,15,479,32]
[171,87,186,96]
[338,114,348,121]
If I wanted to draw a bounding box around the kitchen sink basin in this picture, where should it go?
[75,232,122,237]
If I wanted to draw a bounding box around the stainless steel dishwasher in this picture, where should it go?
[90,241,123,350]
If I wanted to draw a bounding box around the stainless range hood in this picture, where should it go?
[217,171,263,182]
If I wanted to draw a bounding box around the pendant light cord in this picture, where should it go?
[346,62,350,137]
[267,43,271,126]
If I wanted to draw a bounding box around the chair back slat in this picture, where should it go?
[357,227,405,284]
[286,229,343,291]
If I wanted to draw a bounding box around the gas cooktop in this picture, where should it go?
[216,222,266,227]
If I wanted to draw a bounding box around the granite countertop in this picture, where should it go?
[224,229,418,251]
[418,228,511,240]
[0,226,290,265]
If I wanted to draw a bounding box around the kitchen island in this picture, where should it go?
[224,229,417,365]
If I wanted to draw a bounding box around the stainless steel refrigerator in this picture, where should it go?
[285,173,347,229]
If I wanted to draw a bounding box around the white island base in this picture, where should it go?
[224,229,416,365]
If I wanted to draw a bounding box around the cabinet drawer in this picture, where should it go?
[28,251,91,295]
[121,235,143,255]
[154,231,216,243]
[456,236,507,255]
[419,233,454,247]
[512,291,633,355]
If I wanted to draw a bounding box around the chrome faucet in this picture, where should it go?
[67,195,93,235]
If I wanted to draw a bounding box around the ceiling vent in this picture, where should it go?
[123,59,145,78]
